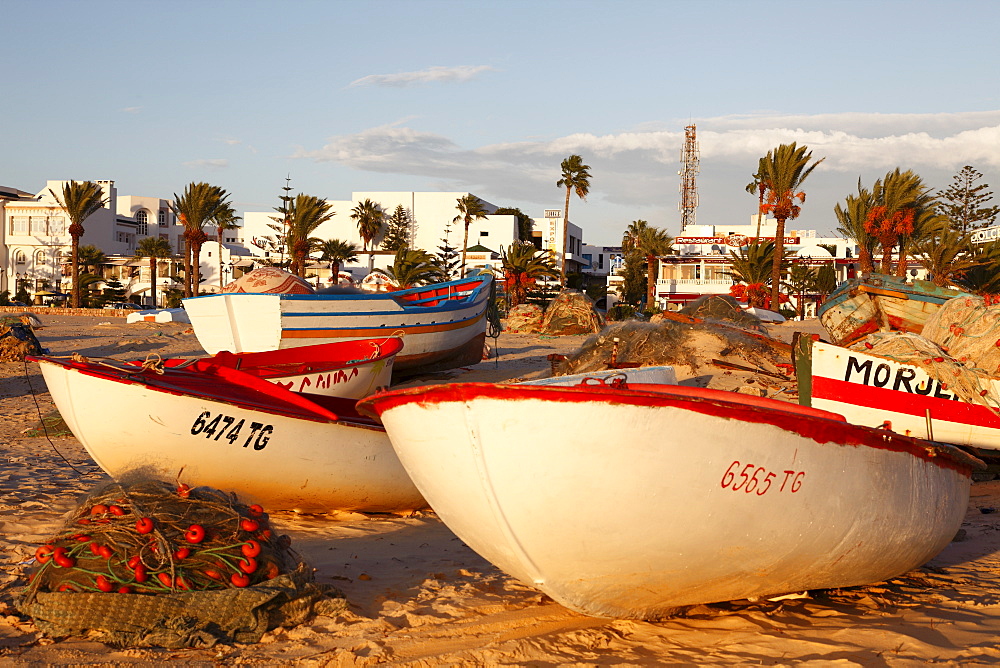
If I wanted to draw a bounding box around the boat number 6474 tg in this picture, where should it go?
[190,411,273,450]
[720,461,805,495]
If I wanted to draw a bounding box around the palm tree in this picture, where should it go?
[318,239,359,286]
[912,228,981,287]
[500,242,559,309]
[758,143,824,308]
[50,181,107,308]
[134,236,173,307]
[351,199,385,270]
[834,181,878,273]
[285,194,335,277]
[77,244,108,275]
[386,248,443,288]
[953,241,1000,295]
[556,154,592,285]
[173,182,228,297]
[863,169,936,275]
[454,194,489,278]
[725,241,788,309]
[211,202,241,288]
[621,220,673,309]
[745,157,769,238]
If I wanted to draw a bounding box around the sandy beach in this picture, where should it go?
[3,314,1000,665]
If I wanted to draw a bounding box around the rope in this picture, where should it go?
[486,278,503,366]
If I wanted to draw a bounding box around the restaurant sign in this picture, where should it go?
[675,236,800,246]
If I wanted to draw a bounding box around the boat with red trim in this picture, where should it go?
[795,335,1000,451]
[819,273,969,346]
[183,274,494,375]
[359,380,979,619]
[31,354,426,513]
[131,338,403,400]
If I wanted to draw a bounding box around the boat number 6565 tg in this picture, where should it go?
[190,411,273,450]
[720,461,805,496]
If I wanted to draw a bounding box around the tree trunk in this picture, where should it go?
[183,238,192,298]
[646,254,657,311]
[879,243,893,274]
[560,187,571,286]
[218,227,225,290]
[769,217,787,310]
[330,261,341,287]
[71,237,81,308]
[191,242,202,295]
[859,247,875,273]
[460,220,470,278]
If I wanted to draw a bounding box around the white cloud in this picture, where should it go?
[183,159,229,170]
[122,106,142,114]
[294,111,1000,238]
[348,65,496,88]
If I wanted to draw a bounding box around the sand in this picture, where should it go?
[3,315,1000,665]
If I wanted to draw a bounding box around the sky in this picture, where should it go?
[3,0,1000,246]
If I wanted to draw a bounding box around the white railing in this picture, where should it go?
[656,278,732,286]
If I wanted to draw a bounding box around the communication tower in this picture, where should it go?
[678,124,699,231]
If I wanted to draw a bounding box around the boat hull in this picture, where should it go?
[183,275,493,374]
[36,359,426,513]
[818,274,967,346]
[363,383,974,619]
[797,337,1000,451]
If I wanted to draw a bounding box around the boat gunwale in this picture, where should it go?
[30,356,383,429]
[361,382,981,474]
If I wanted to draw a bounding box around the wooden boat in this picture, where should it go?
[183,275,494,374]
[795,335,1000,451]
[818,273,969,346]
[134,338,403,400]
[31,355,426,513]
[359,381,979,619]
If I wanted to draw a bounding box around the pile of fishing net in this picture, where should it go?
[677,295,767,332]
[0,313,44,361]
[920,295,1000,377]
[539,290,605,335]
[848,331,998,409]
[505,303,544,333]
[553,316,787,380]
[19,478,344,648]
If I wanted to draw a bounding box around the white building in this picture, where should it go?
[241,191,536,281]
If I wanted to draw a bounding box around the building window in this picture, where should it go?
[30,216,48,236]
[11,217,28,235]
[13,250,26,264]
[34,250,46,265]
[480,231,488,236]
[158,209,167,226]
[48,216,66,235]
[136,210,148,235]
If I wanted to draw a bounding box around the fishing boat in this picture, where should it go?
[132,338,403,400]
[795,335,1000,451]
[818,273,969,346]
[359,381,979,619]
[183,274,494,375]
[31,355,426,513]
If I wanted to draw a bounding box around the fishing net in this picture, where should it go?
[848,331,999,410]
[554,318,785,379]
[678,295,767,333]
[19,478,344,648]
[540,290,605,335]
[920,296,1000,377]
[0,321,44,361]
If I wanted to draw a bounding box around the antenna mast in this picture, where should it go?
[679,124,700,231]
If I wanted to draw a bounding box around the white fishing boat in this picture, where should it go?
[31,355,426,513]
[360,382,979,619]
[137,338,403,400]
[183,274,494,374]
[796,336,1000,451]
